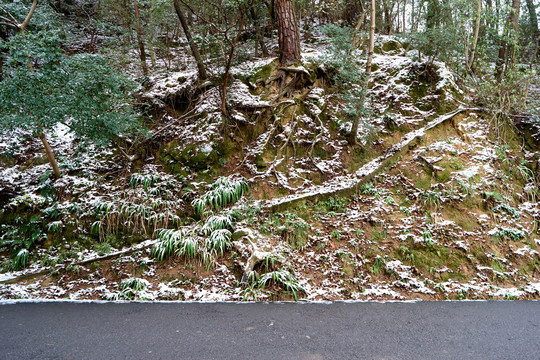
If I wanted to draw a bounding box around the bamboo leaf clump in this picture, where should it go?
[192,176,249,216]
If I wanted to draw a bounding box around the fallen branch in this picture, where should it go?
[0,240,156,285]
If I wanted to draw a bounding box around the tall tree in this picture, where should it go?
[249,3,269,57]
[0,34,141,180]
[467,0,482,72]
[366,0,376,76]
[172,0,207,80]
[133,0,148,76]
[275,0,301,66]
[495,0,521,81]
[525,0,539,58]
[0,0,62,179]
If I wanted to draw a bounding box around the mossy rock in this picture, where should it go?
[184,144,219,170]
[161,142,219,170]
[382,39,403,54]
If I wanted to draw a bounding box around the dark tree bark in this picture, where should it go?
[383,0,391,35]
[250,6,269,57]
[495,0,521,81]
[366,0,376,76]
[526,0,539,58]
[173,0,208,80]
[342,0,362,26]
[275,0,301,66]
[133,0,148,76]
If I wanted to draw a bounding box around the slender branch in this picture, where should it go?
[19,0,38,33]
[0,6,18,23]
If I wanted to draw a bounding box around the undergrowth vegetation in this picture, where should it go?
[0,0,539,303]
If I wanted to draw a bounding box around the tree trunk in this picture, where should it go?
[353,1,367,47]
[19,0,38,33]
[366,0,376,75]
[383,1,391,34]
[467,0,482,72]
[220,24,244,117]
[401,0,407,34]
[526,0,539,59]
[16,1,61,179]
[275,0,301,66]
[426,0,440,29]
[495,0,521,81]
[133,0,148,76]
[411,0,415,31]
[250,7,269,57]
[173,0,208,80]
[39,132,61,180]
[351,0,376,146]
[507,0,521,67]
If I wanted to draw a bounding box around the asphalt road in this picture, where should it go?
[0,301,539,360]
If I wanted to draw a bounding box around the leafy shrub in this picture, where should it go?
[489,227,526,242]
[13,249,30,271]
[360,183,381,198]
[0,30,142,146]
[152,229,197,262]
[129,173,162,191]
[475,69,534,140]
[421,189,442,209]
[318,197,349,213]
[318,25,370,142]
[0,217,46,270]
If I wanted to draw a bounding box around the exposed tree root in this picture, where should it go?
[264,107,483,212]
[232,228,276,283]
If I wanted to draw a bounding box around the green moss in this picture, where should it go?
[444,207,478,232]
[409,81,430,101]
[159,142,219,171]
[394,243,470,280]
[382,39,403,53]
[415,173,432,190]
[250,60,277,82]
[436,169,451,183]
[440,157,464,171]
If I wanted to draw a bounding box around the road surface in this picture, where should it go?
[0,301,539,359]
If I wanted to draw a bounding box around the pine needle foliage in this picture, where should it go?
[0,31,142,146]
